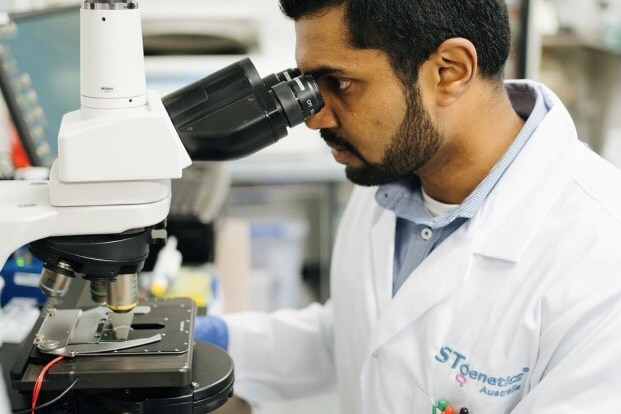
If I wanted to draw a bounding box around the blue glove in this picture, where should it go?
[194,315,229,350]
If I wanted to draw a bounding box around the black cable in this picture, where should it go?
[11,378,79,414]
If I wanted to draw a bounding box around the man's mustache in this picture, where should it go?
[320,129,360,157]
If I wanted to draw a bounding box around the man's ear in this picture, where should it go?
[424,37,478,107]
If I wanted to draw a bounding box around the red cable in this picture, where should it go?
[31,355,64,414]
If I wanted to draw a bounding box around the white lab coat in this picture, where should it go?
[224,81,621,414]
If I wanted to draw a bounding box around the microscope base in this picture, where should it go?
[73,342,234,414]
[9,296,234,413]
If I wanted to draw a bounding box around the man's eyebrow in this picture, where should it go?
[304,65,347,79]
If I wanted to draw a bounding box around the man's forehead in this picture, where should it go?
[294,12,352,72]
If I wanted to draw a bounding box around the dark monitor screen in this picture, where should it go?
[0,5,80,168]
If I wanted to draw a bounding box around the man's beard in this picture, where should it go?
[321,87,441,186]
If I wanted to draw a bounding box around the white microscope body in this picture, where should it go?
[0,1,190,270]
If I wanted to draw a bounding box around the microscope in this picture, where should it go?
[0,0,323,412]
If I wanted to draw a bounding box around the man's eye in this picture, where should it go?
[324,77,352,91]
[336,79,352,90]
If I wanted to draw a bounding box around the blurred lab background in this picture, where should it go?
[0,0,620,413]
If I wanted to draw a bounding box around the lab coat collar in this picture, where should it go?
[470,81,579,262]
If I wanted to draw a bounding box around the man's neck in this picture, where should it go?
[418,89,525,204]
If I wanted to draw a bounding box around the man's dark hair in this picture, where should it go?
[279,0,511,83]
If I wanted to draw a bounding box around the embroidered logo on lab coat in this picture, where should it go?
[434,345,529,398]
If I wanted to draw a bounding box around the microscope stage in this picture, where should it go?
[12,297,197,391]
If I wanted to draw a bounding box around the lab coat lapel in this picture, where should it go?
[368,219,475,353]
[369,208,396,316]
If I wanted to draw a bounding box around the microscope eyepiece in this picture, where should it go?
[259,67,301,89]
[271,74,323,126]
[163,58,325,161]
